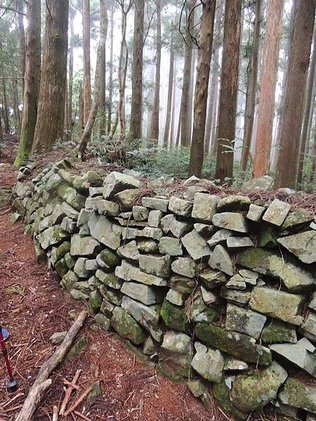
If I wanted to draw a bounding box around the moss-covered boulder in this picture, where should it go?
[89,290,103,312]
[160,299,187,332]
[213,381,248,420]
[57,183,86,210]
[111,307,145,345]
[279,378,316,414]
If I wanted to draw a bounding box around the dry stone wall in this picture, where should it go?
[13,159,316,421]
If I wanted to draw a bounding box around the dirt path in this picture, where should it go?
[0,164,226,421]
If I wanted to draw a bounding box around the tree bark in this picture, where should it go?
[99,0,108,137]
[32,0,69,153]
[240,0,261,172]
[149,0,161,140]
[130,0,144,140]
[253,0,284,177]
[66,4,75,140]
[214,0,242,183]
[274,0,315,189]
[297,29,316,186]
[163,31,175,147]
[107,4,114,134]
[188,0,216,176]
[1,75,10,134]
[17,0,26,90]
[83,0,91,125]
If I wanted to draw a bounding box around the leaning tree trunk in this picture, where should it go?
[188,0,216,177]
[130,0,144,140]
[149,0,161,140]
[83,0,91,125]
[240,0,261,172]
[214,0,242,183]
[274,0,315,189]
[297,28,316,187]
[32,0,68,153]
[99,0,108,137]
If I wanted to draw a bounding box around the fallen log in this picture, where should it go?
[16,311,87,421]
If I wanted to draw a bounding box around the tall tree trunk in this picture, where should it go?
[0,70,10,134]
[169,59,177,148]
[214,0,242,183]
[32,0,69,153]
[274,0,315,189]
[78,43,103,158]
[79,82,84,131]
[179,0,196,147]
[107,4,114,134]
[17,0,26,90]
[12,78,21,130]
[209,50,220,153]
[149,0,161,140]
[14,0,41,167]
[83,0,91,125]
[240,0,261,172]
[130,0,144,139]
[66,4,75,140]
[99,0,108,137]
[188,0,216,176]
[253,0,284,177]
[297,29,316,186]
[163,32,174,147]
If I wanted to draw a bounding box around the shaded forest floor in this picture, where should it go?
[0,160,227,420]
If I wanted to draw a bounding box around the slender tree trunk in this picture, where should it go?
[169,60,177,149]
[188,0,216,176]
[107,4,114,134]
[83,0,91,125]
[14,0,41,166]
[78,43,103,158]
[99,0,108,137]
[253,0,284,177]
[1,73,10,134]
[130,0,144,139]
[275,0,315,189]
[179,0,196,147]
[12,78,21,130]
[149,0,161,140]
[163,32,174,147]
[79,82,84,131]
[205,47,219,153]
[214,0,242,183]
[17,0,26,90]
[297,29,316,186]
[66,4,75,140]
[240,0,261,172]
[32,0,69,153]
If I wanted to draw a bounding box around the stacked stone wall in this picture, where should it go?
[13,159,316,420]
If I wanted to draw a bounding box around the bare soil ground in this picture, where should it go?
[0,164,228,420]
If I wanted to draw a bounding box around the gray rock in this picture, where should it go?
[226,274,247,290]
[194,223,215,237]
[74,258,91,278]
[137,239,158,253]
[200,287,217,305]
[103,171,140,199]
[246,204,266,222]
[143,337,155,355]
[189,292,218,323]
[100,299,115,317]
[191,342,224,383]
[301,311,316,342]
[262,199,291,226]
[171,257,196,278]
[238,269,258,285]
[61,217,77,233]
[70,289,89,300]
[132,205,149,221]
[249,287,304,326]
[238,248,315,292]
[166,289,185,306]
[170,275,196,294]
[241,176,274,192]
[311,221,316,230]
[148,209,162,227]
[121,227,138,240]
[209,245,234,276]
[121,296,160,329]
[95,270,122,289]
[191,193,219,221]
[187,379,208,398]
[111,306,145,345]
[159,237,183,256]
[89,187,104,197]
[85,259,98,271]
[261,320,297,344]
[160,331,193,378]
[50,331,67,345]
[37,226,68,250]
[227,236,254,248]
[136,226,163,240]
[85,197,120,216]
[212,212,248,233]
[142,197,169,212]
[199,269,227,289]
[70,234,101,256]
[94,313,111,331]
[117,241,140,262]
[217,195,251,212]
[168,196,193,216]
[309,292,316,310]
[114,188,140,210]
[115,260,167,286]
[77,209,91,227]
[60,271,78,291]
[282,209,314,229]
[207,229,233,247]
[88,213,121,250]
[139,254,171,277]
[226,304,267,339]
[278,230,316,264]
[224,358,249,372]
[221,288,251,305]
[279,378,316,413]
[270,337,316,377]
[230,361,288,413]
[62,202,80,219]
[181,230,211,261]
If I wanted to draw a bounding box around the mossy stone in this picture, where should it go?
[97,248,120,268]
[64,252,75,270]
[261,320,297,344]
[111,307,145,345]
[94,313,111,331]
[279,378,316,413]
[66,335,88,361]
[56,241,71,259]
[57,183,86,210]
[55,258,68,278]
[213,381,248,420]
[89,290,103,312]
[160,299,187,332]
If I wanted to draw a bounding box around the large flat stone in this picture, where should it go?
[209,245,234,276]
[103,171,140,199]
[85,197,120,216]
[159,237,183,256]
[181,230,211,261]
[301,311,316,342]
[117,241,140,262]
[225,304,267,339]
[238,248,315,292]
[139,254,171,277]
[121,296,160,326]
[191,193,219,221]
[142,197,169,212]
[171,257,196,278]
[168,196,193,216]
[207,229,233,248]
[249,287,304,326]
[278,230,316,264]
[111,307,145,345]
[88,213,121,250]
[159,331,193,379]
[279,378,316,414]
[70,234,101,256]
[212,212,248,233]
[115,260,167,286]
[262,199,291,226]
[191,342,224,383]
